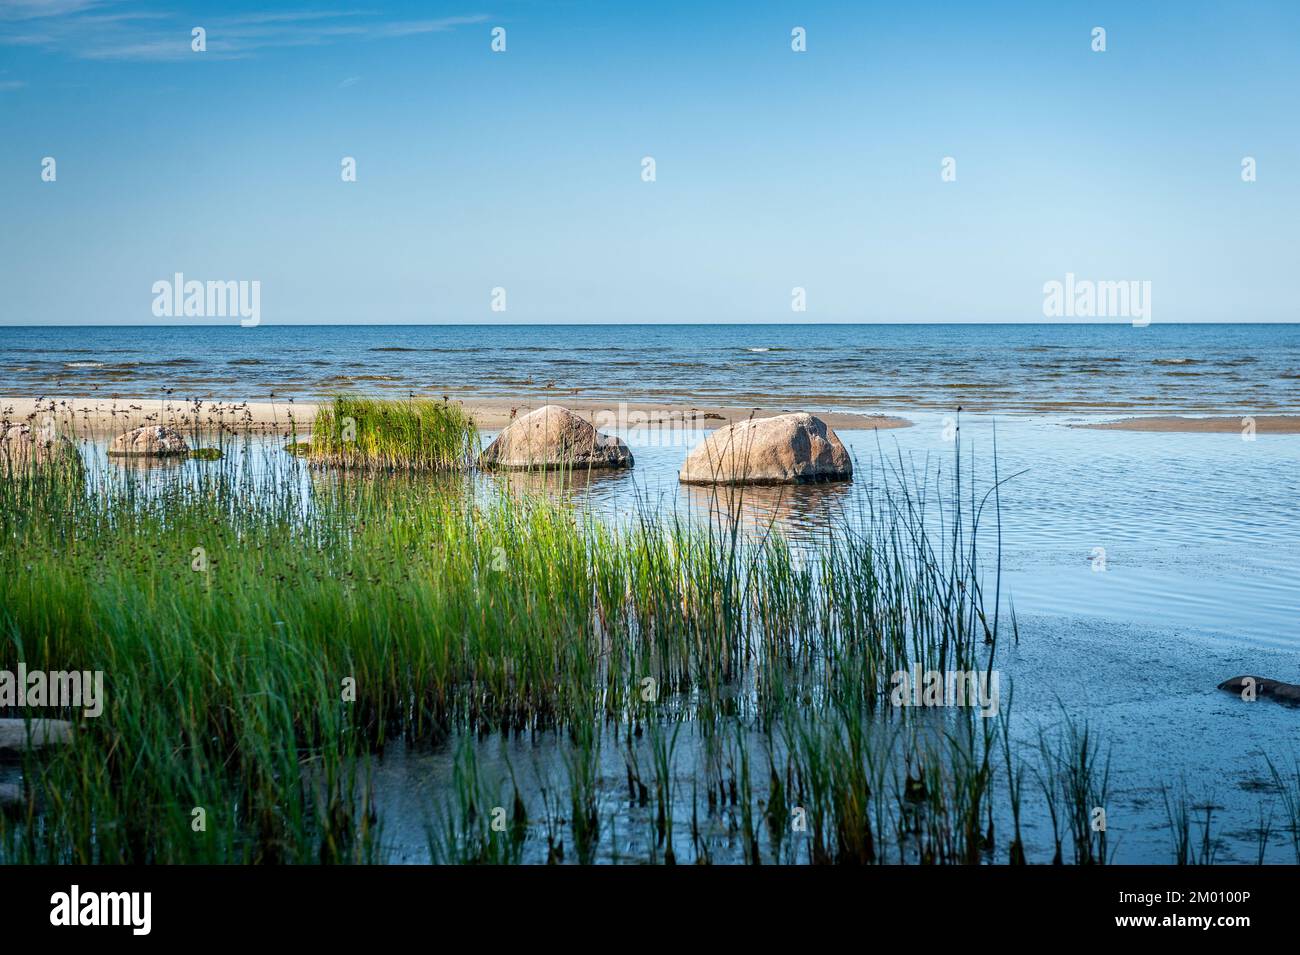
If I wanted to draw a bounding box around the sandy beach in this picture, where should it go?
[1075,415,1300,433]
[0,395,911,437]
[13,395,1300,439]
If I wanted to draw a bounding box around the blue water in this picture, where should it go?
[21,321,1296,646]
[438,412,1300,862]
[3,323,1299,416]
[12,321,1300,862]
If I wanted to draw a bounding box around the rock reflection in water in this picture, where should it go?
[486,464,635,500]
[106,453,191,473]
[680,479,854,544]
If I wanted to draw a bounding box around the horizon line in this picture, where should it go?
[4,321,1298,330]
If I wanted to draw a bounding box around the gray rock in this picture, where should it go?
[0,424,78,472]
[679,412,852,485]
[480,405,632,470]
[108,425,190,457]
[1217,675,1300,705]
[0,718,74,754]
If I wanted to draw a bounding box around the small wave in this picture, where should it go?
[1152,358,1198,365]
[747,347,771,353]
[228,358,264,366]
[63,361,105,368]
[368,346,480,354]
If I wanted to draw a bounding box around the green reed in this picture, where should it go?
[0,417,1056,864]
[307,394,479,471]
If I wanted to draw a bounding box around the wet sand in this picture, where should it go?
[1075,415,1300,434]
[0,395,910,437]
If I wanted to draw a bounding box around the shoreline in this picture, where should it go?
[0,395,910,436]
[1073,415,1300,434]
[7,396,1300,437]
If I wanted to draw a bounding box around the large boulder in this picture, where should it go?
[480,405,633,470]
[108,425,189,457]
[0,718,73,754]
[0,424,78,473]
[679,412,852,485]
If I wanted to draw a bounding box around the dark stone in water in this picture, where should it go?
[1217,675,1300,705]
[0,718,73,753]
[0,782,25,815]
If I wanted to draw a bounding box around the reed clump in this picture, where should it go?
[306,394,478,471]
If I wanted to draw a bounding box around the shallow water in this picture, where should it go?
[463,415,1300,863]
[538,413,1300,647]
[78,412,1300,645]
[74,413,1300,862]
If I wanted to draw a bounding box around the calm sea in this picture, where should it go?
[3,323,1298,415]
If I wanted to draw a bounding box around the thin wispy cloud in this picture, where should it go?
[365,16,490,39]
[0,0,105,19]
[0,3,490,61]
[0,67,27,91]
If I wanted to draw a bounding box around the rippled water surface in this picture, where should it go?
[5,323,1300,415]
[614,415,1300,646]
[430,414,1300,862]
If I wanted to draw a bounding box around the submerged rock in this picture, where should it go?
[0,718,74,754]
[0,424,78,472]
[108,425,190,457]
[1217,675,1300,705]
[679,412,852,485]
[480,405,632,470]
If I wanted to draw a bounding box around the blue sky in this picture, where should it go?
[1,0,1297,325]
